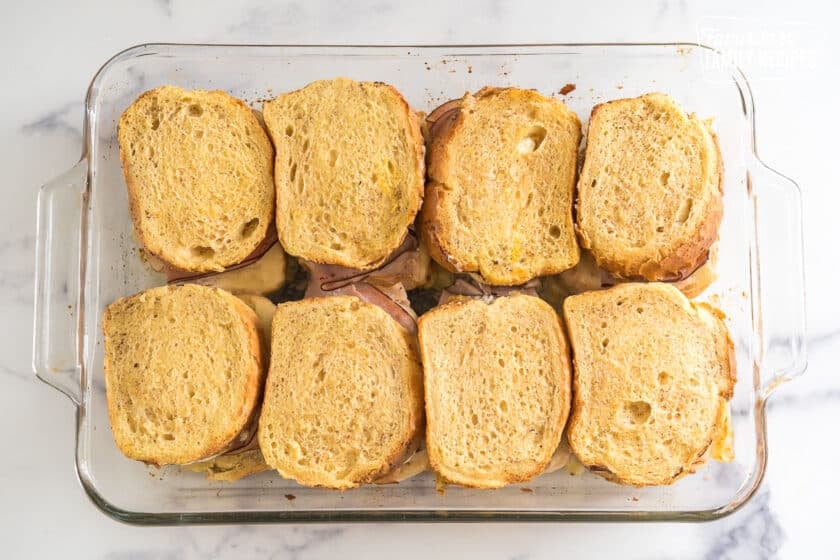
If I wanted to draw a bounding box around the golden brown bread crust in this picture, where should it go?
[103,285,265,466]
[222,290,268,433]
[575,94,723,281]
[361,81,426,271]
[422,87,581,285]
[696,301,737,400]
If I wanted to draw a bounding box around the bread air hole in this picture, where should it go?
[329,149,338,167]
[188,104,203,117]
[285,124,293,136]
[677,198,693,223]
[658,371,671,384]
[241,218,260,238]
[624,401,652,424]
[518,125,547,154]
[660,171,670,185]
[549,225,562,238]
[191,245,215,258]
[289,163,297,182]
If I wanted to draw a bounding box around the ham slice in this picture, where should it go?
[303,231,429,292]
[426,98,462,141]
[299,232,428,333]
[304,274,417,335]
[438,275,541,305]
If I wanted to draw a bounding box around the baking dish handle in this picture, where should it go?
[33,161,88,406]
[751,158,807,399]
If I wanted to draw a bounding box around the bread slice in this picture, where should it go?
[258,296,424,489]
[422,87,581,285]
[263,78,424,270]
[118,86,275,272]
[563,283,736,486]
[418,294,572,488]
[102,284,264,466]
[576,93,723,280]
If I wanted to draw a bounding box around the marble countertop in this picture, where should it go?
[3,0,837,558]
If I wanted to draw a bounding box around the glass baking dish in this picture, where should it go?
[33,43,806,524]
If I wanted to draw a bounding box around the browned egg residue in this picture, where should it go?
[559,83,576,95]
[285,493,297,501]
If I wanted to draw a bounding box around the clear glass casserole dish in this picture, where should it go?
[32,43,806,523]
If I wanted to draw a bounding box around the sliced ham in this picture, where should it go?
[426,98,463,141]
[303,231,428,292]
[305,278,417,335]
[438,275,541,305]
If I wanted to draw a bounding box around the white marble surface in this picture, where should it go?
[2,0,838,558]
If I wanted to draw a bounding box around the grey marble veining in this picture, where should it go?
[153,0,173,18]
[702,492,784,560]
[21,102,83,138]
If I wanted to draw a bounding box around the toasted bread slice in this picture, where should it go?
[102,284,264,466]
[263,78,424,270]
[422,87,582,285]
[118,86,275,272]
[576,93,723,280]
[563,283,736,486]
[419,294,572,488]
[259,296,424,489]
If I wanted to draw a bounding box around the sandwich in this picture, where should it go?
[575,93,723,281]
[562,282,736,486]
[418,293,572,488]
[258,296,424,489]
[421,87,582,286]
[118,86,275,272]
[263,78,425,271]
[102,284,265,467]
